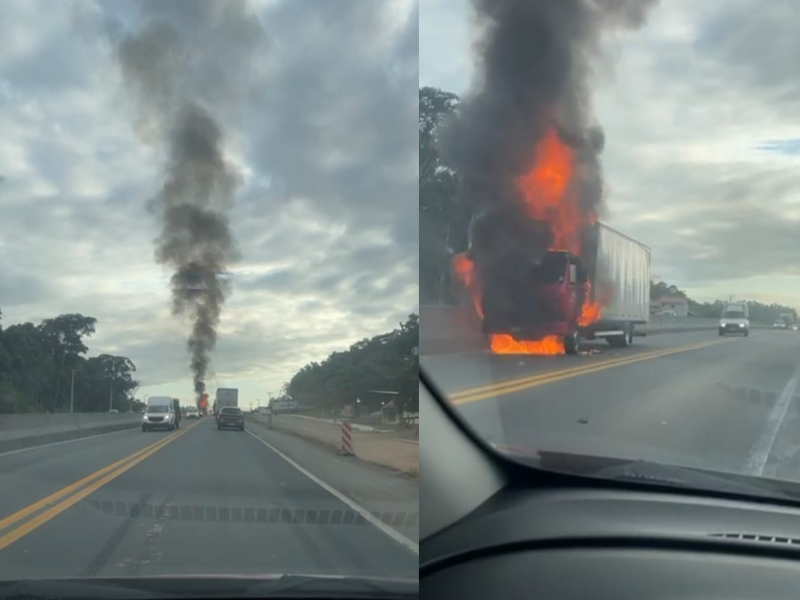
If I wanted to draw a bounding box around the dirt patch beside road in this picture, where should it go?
[248,414,418,477]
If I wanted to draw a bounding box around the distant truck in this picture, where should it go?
[215,388,238,414]
[473,220,651,354]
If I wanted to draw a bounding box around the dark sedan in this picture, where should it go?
[217,407,245,431]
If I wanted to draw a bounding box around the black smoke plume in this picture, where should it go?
[443,0,657,287]
[116,4,260,397]
[153,104,239,397]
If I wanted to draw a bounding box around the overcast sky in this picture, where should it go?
[422,0,800,307]
[0,0,418,405]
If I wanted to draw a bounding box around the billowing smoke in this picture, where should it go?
[443,0,657,286]
[115,2,262,397]
[152,104,240,397]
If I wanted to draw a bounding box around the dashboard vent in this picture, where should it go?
[710,532,800,545]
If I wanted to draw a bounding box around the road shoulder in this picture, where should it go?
[246,417,419,543]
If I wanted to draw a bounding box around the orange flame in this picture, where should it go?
[450,125,603,356]
[517,127,596,255]
[452,252,483,318]
[578,282,602,327]
[490,334,565,355]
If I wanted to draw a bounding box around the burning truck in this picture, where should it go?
[438,0,659,356]
[453,211,650,355]
[450,128,650,356]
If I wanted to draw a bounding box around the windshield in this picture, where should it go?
[420,0,800,502]
[530,254,568,284]
[0,0,417,588]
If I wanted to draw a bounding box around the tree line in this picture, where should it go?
[420,87,467,304]
[284,314,419,414]
[651,281,797,324]
[0,309,139,414]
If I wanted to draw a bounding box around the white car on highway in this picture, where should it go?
[186,406,199,419]
[719,310,749,337]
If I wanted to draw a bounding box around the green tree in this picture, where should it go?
[286,314,419,417]
[0,310,138,414]
[420,87,468,303]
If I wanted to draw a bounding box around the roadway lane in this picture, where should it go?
[423,329,800,481]
[0,418,417,580]
[0,424,171,521]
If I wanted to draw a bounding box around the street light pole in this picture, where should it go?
[70,369,80,414]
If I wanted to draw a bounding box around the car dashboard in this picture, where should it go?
[420,371,800,600]
[423,483,800,599]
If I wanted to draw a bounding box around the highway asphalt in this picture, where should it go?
[0,417,418,581]
[423,328,800,482]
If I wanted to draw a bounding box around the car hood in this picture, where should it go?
[493,435,800,501]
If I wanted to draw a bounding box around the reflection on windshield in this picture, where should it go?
[531,254,568,284]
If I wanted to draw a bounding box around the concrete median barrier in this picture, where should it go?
[247,414,419,477]
[0,413,141,454]
[420,305,774,354]
[420,304,487,356]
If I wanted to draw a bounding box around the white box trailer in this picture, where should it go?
[589,223,651,325]
[215,388,239,412]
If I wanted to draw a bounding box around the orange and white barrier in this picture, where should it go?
[341,421,354,455]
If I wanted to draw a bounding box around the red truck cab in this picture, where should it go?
[481,250,588,353]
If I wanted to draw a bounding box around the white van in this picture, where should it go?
[142,396,177,431]
[719,307,750,337]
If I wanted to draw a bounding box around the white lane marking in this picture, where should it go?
[743,361,800,476]
[0,425,139,459]
[245,429,419,556]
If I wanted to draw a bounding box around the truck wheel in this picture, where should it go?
[564,332,580,355]
[141,425,147,432]
[607,324,631,348]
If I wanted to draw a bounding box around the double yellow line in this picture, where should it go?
[450,338,734,405]
[0,421,198,553]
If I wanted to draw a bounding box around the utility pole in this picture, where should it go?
[109,379,114,411]
[70,369,80,414]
